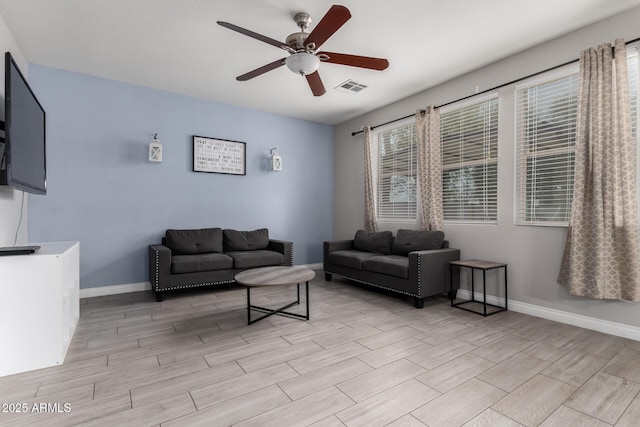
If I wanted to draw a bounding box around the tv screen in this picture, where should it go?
[0,51,46,195]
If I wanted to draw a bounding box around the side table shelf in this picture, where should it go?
[450,259,507,317]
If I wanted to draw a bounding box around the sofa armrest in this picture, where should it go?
[268,239,293,266]
[323,240,354,259]
[408,248,461,298]
[149,244,172,291]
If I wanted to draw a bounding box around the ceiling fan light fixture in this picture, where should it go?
[218,5,388,97]
[285,52,320,76]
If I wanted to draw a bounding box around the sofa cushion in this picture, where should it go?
[171,253,233,274]
[166,228,223,255]
[363,255,410,279]
[353,230,394,255]
[226,250,284,269]
[223,228,269,252]
[327,250,377,270]
[391,229,445,256]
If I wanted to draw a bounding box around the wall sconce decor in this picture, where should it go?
[149,133,162,162]
[270,148,282,171]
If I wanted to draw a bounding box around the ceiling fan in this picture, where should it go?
[217,4,389,96]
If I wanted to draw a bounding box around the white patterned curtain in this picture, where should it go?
[416,106,444,230]
[363,126,378,232]
[558,39,640,301]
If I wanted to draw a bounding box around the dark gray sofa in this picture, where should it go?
[149,228,292,301]
[324,229,460,308]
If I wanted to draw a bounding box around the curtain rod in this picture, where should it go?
[351,35,640,136]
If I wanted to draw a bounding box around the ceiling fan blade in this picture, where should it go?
[237,58,286,81]
[304,5,351,50]
[319,52,389,70]
[217,21,288,50]
[305,71,326,96]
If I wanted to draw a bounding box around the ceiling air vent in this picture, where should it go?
[334,79,368,94]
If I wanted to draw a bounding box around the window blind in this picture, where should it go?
[515,70,579,225]
[516,46,638,226]
[375,122,417,220]
[441,96,498,222]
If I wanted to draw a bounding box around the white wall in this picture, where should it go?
[0,13,28,246]
[334,7,640,328]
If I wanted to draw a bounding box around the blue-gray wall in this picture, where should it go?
[27,65,334,289]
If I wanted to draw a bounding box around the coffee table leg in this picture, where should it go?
[247,287,251,325]
[305,281,310,320]
[247,283,310,324]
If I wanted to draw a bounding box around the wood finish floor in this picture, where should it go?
[1,272,640,426]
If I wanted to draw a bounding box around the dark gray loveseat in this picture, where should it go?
[149,228,292,301]
[324,229,460,308]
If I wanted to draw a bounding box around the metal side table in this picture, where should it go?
[450,259,507,317]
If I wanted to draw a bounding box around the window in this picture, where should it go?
[516,46,638,226]
[375,121,417,220]
[515,69,579,225]
[441,96,499,222]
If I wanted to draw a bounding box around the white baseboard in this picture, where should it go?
[456,289,640,341]
[79,263,324,299]
[80,282,151,298]
[301,263,323,270]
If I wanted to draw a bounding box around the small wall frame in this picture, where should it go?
[193,136,246,175]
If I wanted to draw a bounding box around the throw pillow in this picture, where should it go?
[392,229,445,256]
[223,228,269,251]
[165,228,223,255]
[353,229,394,255]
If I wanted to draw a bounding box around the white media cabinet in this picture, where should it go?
[0,241,80,377]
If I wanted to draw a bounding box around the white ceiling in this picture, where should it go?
[1,0,640,125]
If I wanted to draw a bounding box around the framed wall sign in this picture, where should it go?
[193,136,246,175]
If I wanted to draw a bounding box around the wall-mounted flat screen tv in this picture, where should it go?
[0,51,46,195]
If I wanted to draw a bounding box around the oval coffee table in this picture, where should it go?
[234,266,315,325]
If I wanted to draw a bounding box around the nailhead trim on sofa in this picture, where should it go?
[150,242,295,292]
